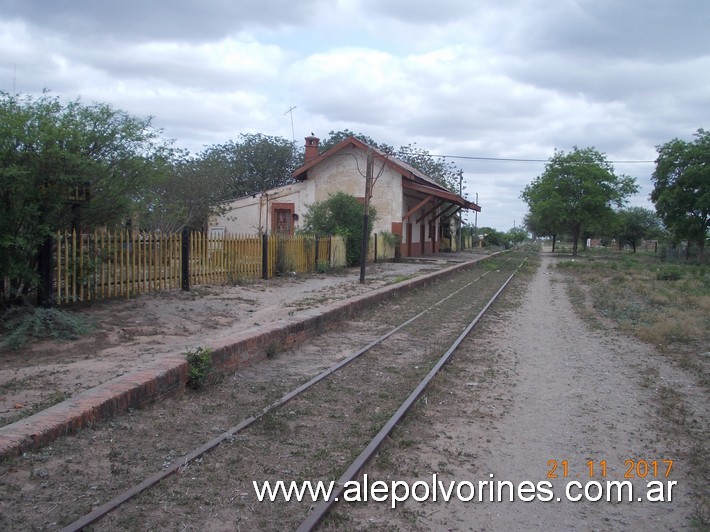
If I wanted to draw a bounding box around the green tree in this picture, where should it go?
[613,207,663,253]
[521,147,638,255]
[300,192,377,266]
[522,189,566,252]
[506,227,528,245]
[580,209,617,250]
[0,91,169,302]
[199,133,299,201]
[651,129,710,261]
[136,150,231,233]
[395,143,462,193]
[476,227,506,247]
[138,133,300,233]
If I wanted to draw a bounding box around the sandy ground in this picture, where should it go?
[1,249,706,530]
[343,252,707,530]
[0,256,473,426]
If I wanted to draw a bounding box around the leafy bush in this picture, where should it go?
[185,346,213,389]
[300,192,377,267]
[0,92,170,302]
[378,231,400,246]
[475,227,507,247]
[2,305,92,350]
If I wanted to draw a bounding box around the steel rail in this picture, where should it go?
[296,258,527,532]
[61,254,512,531]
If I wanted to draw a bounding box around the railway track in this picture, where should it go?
[3,250,535,531]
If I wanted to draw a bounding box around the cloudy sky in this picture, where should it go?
[2,0,708,231]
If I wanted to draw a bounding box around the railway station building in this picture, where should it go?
[209,135,480,258]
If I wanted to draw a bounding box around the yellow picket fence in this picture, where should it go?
[53,230,342,305]
[189,232,263,286]
[266,234,331,278]
[54,229,181,305]
[440,235,474,252]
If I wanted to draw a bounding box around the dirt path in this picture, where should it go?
[344,252,703,530]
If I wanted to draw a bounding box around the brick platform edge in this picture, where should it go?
[0,254,495,458]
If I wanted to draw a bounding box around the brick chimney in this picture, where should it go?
[304,134,320,162]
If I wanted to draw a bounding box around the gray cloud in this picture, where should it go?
[519,0,710,62]
[361,0,478,24]
[1,0,706,231]
[0,0,325,42]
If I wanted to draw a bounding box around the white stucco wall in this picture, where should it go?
[304,145,402,234]
[210,181,315,235]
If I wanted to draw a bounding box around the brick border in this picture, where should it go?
[0,255,493,458]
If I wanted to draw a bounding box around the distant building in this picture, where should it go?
[209,135,480,257]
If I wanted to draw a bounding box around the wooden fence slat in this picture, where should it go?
[132,231,137,297]
[173,233,178,288]
[99,231,104,299]
[204,232,209,284]
[165,233,170,290]
[192,232,197,286]
[63,230,69,303]
[143,232,148,292]
[157,231,161,291]
[198,231,202,285]
[205,232,210,283]
[106,230,110,298]
[78,230,84,302]
[55,231,61,304]
[71,229,77,302]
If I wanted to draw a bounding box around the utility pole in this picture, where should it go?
[457,172,463,252]
[475,192,479,248]
[359,147,374,284]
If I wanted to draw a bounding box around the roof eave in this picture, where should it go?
[402,178,481,212]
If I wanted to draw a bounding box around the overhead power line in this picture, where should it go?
[425,154,655,164]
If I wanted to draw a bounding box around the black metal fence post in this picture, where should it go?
[181,227,190,291]
[314,235,320,270]
[37,234,54,307]
[262,233,269,280]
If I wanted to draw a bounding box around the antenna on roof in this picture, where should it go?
[284,106,297,142]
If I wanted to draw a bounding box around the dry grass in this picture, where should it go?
[556,249,709,359]
[557,248,709,526]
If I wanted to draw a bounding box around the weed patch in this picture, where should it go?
[265,342,280,359]
[558,249,709,355]
[656,267,682,281]
[226,272,256,286]
[3,390,70,426]
[185,346,213,389]
[1,305,92,350]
